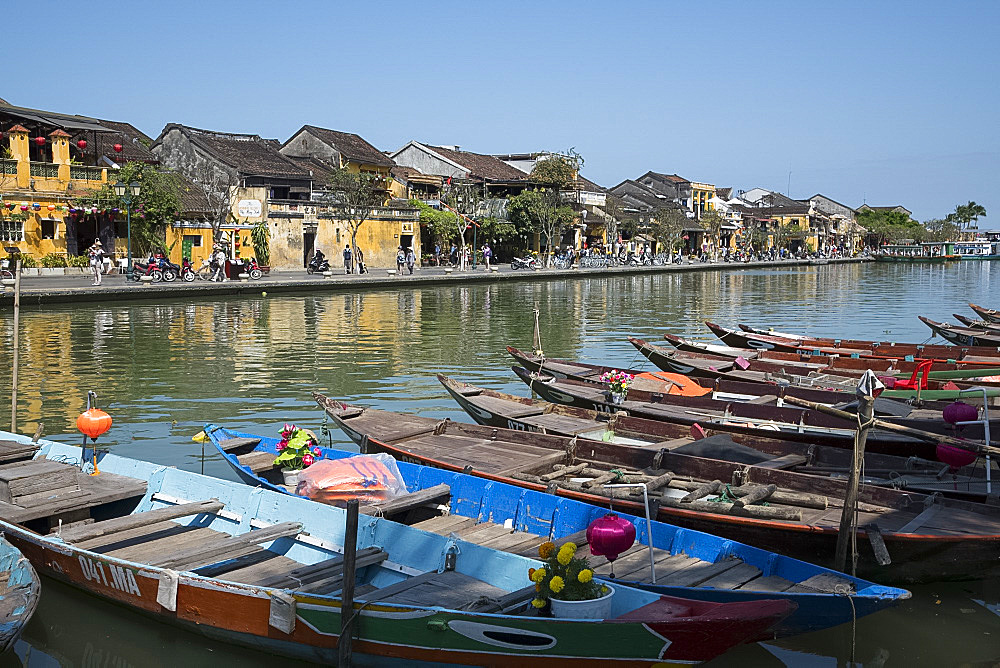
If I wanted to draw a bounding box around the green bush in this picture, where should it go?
[67,255,90,268]
[40,253,68,268]
[18,255,37,268]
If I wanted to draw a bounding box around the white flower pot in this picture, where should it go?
[282,468,302,487]
[609,391,626,405]
[549,586,614,620]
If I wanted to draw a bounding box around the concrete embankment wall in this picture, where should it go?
[0,258,864,309]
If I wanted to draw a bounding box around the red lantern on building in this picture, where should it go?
[77,139,87,150]
[34,136,46,146]
[47,204,55,211]
[587,513,636,575]
[113,143,123,153]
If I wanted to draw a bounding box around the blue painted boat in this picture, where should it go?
[0,534,40,652]
[0,429,794,666]
[206,424,910,638]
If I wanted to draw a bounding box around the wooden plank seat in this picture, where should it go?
[360,570,507,610]
[755,454,809,470]
[151,521,303,570]
[699,562,762,590]
[739,575,795,592]
[216,437,262,453]
[0,440,40,463]
[59,500,225,543]
[360,483,450,518]
[785,573,856,594]
[253,546,389,592]
[0,470,147,524]
[465,395,545,419]
[94,525,225,560]
[411,515,478,535]
[237,451,277,474]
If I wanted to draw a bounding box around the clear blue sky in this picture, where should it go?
[10,0,998,223]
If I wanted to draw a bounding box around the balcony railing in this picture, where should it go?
[29,162,59,178]
[70,166,104,181]
[1,159,15,176]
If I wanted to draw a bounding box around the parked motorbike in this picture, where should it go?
[131,257,164,282]
[510,256,537,270]
[306,255,330,274]
[180,257,197,282]
[232,257,264,280]
[154,253,180,282]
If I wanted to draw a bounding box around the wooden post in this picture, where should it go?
[338,499,360,668]
[835,393,874,575]
[10,258,21,433]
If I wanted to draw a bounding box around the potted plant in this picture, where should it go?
[599,369,634,405]
[529,540,614,619]
[272,423,323,486]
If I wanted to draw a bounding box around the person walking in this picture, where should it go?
[87,239,106,285]
[449,243,458,267]
[434,243,441,266]
[482,243,492,271]
[355,245,367,274]
[405,246,416,275]
[343,243,353,274]
[210,244,227,282]
[396,246,405,273]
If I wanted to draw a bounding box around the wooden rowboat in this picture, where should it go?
[663,332,1000,382]
[207,423,911,638]
[628,337,1000,398]
[0,533,40,652]
[437,374,994,502]
[919,316,1000,347]
[0,430,793,666]
[970,303,1000,324]
[314,394,1000,584]
[708,322,1000,362]
[505,345,870,405]
[952,314,1000,333]
[508,366,997,459]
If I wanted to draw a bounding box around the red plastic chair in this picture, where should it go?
[893,359,934,391]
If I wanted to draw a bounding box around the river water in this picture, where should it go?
[2,261,999,667]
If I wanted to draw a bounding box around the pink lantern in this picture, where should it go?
[936,443,977,471]
[943,401,978,425]
[587,513,636,563]
[19,205,28,211]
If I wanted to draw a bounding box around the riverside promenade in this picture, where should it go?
[0,257,863,309]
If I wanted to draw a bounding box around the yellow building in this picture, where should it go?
[1,123,108,260]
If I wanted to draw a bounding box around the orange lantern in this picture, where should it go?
[77,408,112,441]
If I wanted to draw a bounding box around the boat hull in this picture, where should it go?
[0,536,39,653]
[212,425,908,639]
[330,411,1000,585]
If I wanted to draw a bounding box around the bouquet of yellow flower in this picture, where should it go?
[529,540,609,609]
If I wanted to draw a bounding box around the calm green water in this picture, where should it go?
[2,261,1000,666]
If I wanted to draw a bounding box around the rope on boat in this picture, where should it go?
[849,412,877,575]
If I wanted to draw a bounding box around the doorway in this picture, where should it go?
[303,231,315,267]
[400,234,413,253]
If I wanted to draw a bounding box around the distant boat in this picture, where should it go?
[0,535,40,652]
[953,240,1000,260]
[206,423,911,638]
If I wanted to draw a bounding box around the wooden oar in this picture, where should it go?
[782,395,1000,456]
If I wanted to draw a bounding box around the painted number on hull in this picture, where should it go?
[79,556,142,597]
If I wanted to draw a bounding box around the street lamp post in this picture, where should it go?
[113,180,141,276]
